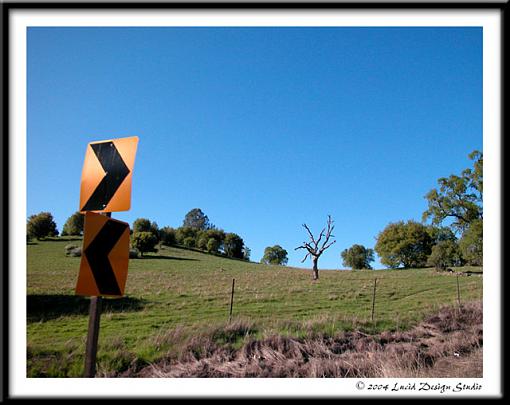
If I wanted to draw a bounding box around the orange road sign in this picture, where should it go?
[79,136,139,213]
[75,212,130,297]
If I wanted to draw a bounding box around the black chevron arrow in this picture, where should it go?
[81,141,130,211]
[84,219,128,296]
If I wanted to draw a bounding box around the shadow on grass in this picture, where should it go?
[39,237,83,242]
[143,255,198,261]
[160,245,252,263]
[27,294,147,323]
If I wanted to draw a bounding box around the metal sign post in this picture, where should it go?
[84,295,103,377]
[82,211,113,378]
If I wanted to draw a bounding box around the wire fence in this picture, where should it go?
[201,272,484,325]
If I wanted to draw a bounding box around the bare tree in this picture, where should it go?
[295,215,336,280]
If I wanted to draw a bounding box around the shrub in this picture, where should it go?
[175,227,199,246]
[133,218,159,241]
[196,228,225,252]
[196,233,209,251]
[27,212,59,240]
[159,227,177,246]
[375,220,433,268]
[131,232,158,257]
[61,212,84,236]
[206,238,220,254]
[341,244,374,270]
[260,245,288,265]
[183,236,196,248]
[426,240,463,270]
[223,233,244,259]
[459,219,483,266]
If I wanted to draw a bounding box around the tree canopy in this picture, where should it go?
[133,218,159,238]
[61,212,84,236]
[261,245,288,265]
[375,220,433,269]
[458,218,483,266]
[422,150,483,234]
[183,208,212,231]
[27,212,59,240]
[341,244,374,270]
[131,232,158,257]
[159,226,177,246]
[223,232,244,259]
[426,240,463,270]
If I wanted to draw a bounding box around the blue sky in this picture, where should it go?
[27,27,482,269]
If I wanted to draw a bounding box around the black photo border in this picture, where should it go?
[1,0,506,400]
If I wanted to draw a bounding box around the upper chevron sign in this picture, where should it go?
[79,136,139,212]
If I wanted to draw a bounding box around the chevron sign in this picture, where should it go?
[75,212,130,297]
[79,136,139,213]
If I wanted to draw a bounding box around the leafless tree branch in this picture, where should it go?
[300,252,311,263]
[295,215,337,267]
[302,223,316,245]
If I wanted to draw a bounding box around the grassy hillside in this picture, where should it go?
[27,238,482,377]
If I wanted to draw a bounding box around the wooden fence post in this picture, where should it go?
[229,278,235,322]
[371,278,377,323]
[456,274,461,307]
[83,212,110,378]
[84,296,102,377]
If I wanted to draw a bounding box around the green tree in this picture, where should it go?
[183,208,212,230]
[133,218,159,242]
[242,246,251,261]
[27,212,59,240]
[261,245,288,265]
[423,150,482,234]
[426,240,463,270]
[133,218,151,233]
[182,236,196,248]
[175,226,199,246]
[426,225,457,244]
[223,233,244,259]
[196,228,225,252]
[159,226,177,246]
[61,212,84,236]
[375,220,433,269]
[196,232,209,251]
[131,232,158,257]
[206,238,221,254]
[341,244,374,270]
[458,218,483,266]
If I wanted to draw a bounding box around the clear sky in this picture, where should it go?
[27,27,482,269]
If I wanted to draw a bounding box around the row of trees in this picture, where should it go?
[374,220,482,269]
[26,210,83,241]
[130,208,249,260]
[26,208,249,260]
[27,151,482,273]
[344,150,482,272]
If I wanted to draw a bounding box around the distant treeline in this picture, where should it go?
[26,151,482,270]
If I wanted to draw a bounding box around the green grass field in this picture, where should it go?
[27,238,483,377]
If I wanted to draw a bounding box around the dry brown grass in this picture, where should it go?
[129,301,482,378]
